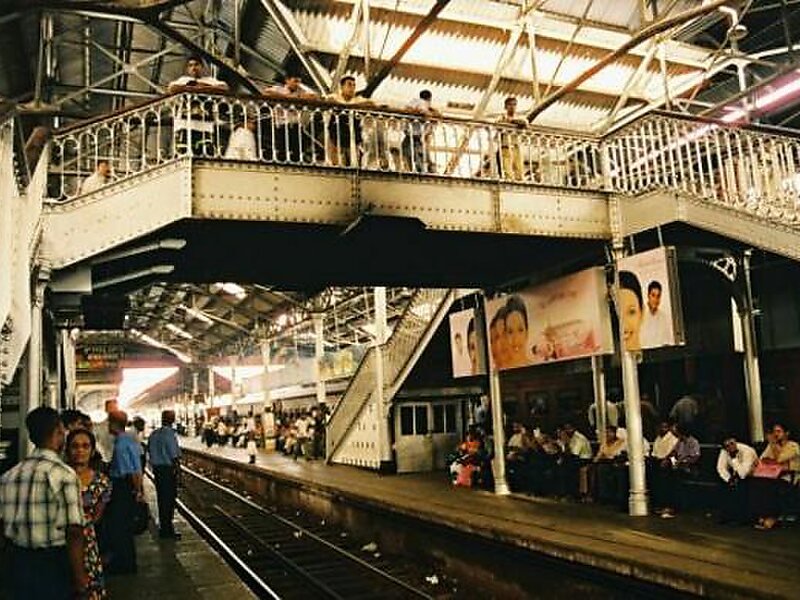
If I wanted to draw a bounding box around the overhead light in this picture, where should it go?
[166,323,193,340]
[130,329,193,364]
[214,282,247,300]
[720,70,800,123]
[178,304,214,325]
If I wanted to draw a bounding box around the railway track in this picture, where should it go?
[173,464,435,600]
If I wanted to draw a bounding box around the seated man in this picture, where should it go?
[716,435,757,523]
[79,159,111,195]
[555,423,592,499]
[583,425,627,503]
[168,56,229,157]
[652,424,700,518]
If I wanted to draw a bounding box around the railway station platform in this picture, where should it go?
[100,476,254,600]
[181,438,800,600]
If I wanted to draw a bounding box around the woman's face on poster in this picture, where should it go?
[490,318,506,368]
[620,288,642,351]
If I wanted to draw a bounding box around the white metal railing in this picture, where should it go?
[46,92,602,200]
[44,95,800,226]
[325,288,451,460]
[606,112,800,223]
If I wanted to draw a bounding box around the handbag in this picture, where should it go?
[132,499,150,535]
[752,460,783,479]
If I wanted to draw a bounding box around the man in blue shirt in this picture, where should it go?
[148,410,181,539]
[105,410,143,574]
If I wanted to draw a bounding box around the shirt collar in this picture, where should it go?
[30,447,63,461]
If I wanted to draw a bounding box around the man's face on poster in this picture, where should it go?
[647,286,662,314]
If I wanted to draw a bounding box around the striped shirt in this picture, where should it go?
[0,448,84,548]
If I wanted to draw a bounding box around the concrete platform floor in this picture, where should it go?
[106,476,255,600]
[183,437,800,599]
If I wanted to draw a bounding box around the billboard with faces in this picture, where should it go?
[448,308,487,378]
[617,246,685,352]
[484,267,614,371]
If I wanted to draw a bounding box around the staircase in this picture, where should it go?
[326,288,456,467]
[607,112,800,260]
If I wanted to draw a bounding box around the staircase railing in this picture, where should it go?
[326,288,454,462]
[605,112,800,225]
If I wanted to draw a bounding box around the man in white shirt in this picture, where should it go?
[264,73,317,162]
[167,56,229,94]
[717,435,757,523]
[326,75,373,166]
[224,117,257,161]
[79,160,111,195]
[556,424,592,499]
[403,89,440,173]
[94,398,118,465]
[651,421,679,460]
[639,280,672,348]
[168,56,229,157]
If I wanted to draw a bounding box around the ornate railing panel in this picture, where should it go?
[606,113,800,224]
[47,92,603,201]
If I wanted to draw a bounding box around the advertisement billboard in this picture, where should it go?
[485,267,614,371]
[617,247,685,352]
[448,308,486,377]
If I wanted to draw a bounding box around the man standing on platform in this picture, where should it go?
[148,410,182,540]
[105,410,143,574]
[0,407,88,599]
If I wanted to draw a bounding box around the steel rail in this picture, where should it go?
[179,463,433,599]
[143,469,282,600]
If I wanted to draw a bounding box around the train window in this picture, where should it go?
[400,406,414,435]
[433,405,445,433]
[415,406,429,435]
[445,404,456,433]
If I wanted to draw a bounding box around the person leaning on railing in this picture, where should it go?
[167,55,229,157]
[262,73,318,162]
[402,89,441,174]
[496,96,527,181]
[325,75,374,167]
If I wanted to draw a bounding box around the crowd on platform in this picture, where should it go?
[196,405,328,462]
[450,396,800,530]
[0,401,181,599]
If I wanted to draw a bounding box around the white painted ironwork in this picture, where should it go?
[606,112,800,225]
[47,92,603,202]
[326,288,454,467]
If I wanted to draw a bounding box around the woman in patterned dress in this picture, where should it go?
[66,428,112,599]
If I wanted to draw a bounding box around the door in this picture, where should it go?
[395,403,434,473]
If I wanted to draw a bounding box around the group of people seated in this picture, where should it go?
[0,401,181,599]
[199,414,262,463]
[499,416,799,528]
[275,408,326,461]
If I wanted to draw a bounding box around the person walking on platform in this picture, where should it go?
[148,410,182,540]
[105,410,143,574]
[0,407,88,599]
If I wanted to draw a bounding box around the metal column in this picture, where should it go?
[313,313,326,407]
[207,365,215,407]
[373,286,392,468]
[591,355,607,442]
[613,248,648,516]
[740,250,764,442]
